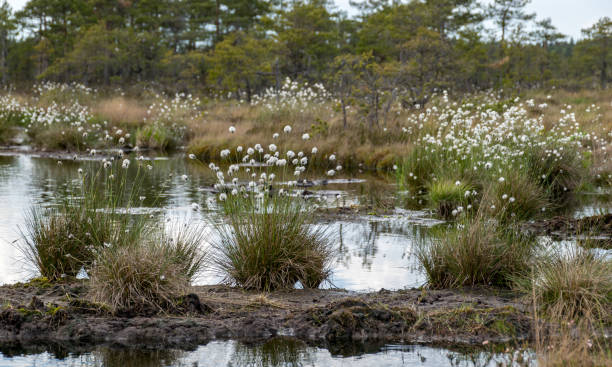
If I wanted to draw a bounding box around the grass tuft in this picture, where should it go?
[525,145,584,203]
[18,167,149,281]
[416,213,538,288]
[426,178,473,218]
[487,170,548,221]
[213,194,335,291]
[88,220,207,314]
[520,247,611,322]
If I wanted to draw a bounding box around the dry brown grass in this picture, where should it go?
[523,244,612,366]
[537,329,611,367]
[246,294,288,310]
[92,97,148,125]
[186,101,411,171]
[533,304,611,366]
[89,243,189,314]
[526,89,612,136]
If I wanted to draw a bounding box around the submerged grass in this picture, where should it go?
[213,193,335,291]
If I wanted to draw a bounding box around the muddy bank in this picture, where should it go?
[525,213,612,246]
[0,282,532,352]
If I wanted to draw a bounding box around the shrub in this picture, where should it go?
[416,214,538,288]
[521,247,611,322]
[213,194,335,291]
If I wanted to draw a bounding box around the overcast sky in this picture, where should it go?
[5,0,611,40]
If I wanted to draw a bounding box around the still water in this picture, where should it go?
[0,153,438,290]
[0,153,542,367]
[0,338,535,367]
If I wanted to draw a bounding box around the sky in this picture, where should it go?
[5,0,612,40]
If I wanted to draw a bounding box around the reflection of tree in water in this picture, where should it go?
[0,343,75,359]
[91,347,186,367]
[336,218,433,271]
[0,345,185,367]
[229,337,315,367]
[357,180,397,210]
[20,155,220,213]
[443,346,535,367]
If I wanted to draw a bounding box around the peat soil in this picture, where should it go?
[525,213,612,248]
[0,282,532,352]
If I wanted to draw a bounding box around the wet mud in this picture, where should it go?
[0,282,532,352]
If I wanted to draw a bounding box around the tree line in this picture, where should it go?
[0,0,610,100]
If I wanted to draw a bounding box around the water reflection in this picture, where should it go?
[0,338,536,367]
[330,218,433,290]
[0,153,433,290]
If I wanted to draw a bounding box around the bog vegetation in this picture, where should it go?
[1,0,611,364]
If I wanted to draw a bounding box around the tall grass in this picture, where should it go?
[520,247,611,322]
[525,145,585,203]
[159,221,209,281]
[88,226,207,313]
[136,123,184,151]
[426,178,474,218]
[416,212,538,288]
[18,158,208,312]
[213,193,335,291]
[525,247,612,366]
[486,170,548,222]
[0,117,17,145]
[18,165,150,281]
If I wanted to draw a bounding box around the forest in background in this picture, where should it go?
[0,0,610,102]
